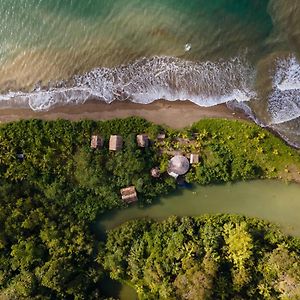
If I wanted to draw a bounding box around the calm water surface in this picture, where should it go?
[97,180,300,237]
[97,179,300,299]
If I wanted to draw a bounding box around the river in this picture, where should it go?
[96,179,300,299]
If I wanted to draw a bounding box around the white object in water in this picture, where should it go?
[184,43,192,52]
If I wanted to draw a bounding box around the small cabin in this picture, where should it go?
[109,135,123,151]
[157,133,166,140]
[150,167,160,178]
[190,154,199,164]
[137,134,149,148]
[120,186,138,204]
[91,135,103,149]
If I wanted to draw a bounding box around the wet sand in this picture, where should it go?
[0,99,248,128]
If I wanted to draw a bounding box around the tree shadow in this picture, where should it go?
[99,273,138,300]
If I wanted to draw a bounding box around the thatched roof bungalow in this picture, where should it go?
[137,134,149,148]
[109,135,123,151]
[157,133,166,140]
[190,154,199,164]
[91,135,103,149]
[167,155,190,178]
[150,167,161,178]
[120,186,138,204]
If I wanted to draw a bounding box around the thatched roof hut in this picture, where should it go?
[167,155,190,178]
[120,186,138,204]
[157,133,166,140]
[190,154,199,164]
[137,134,149,147]
[150,167,161,178]
[109,135,123,151]
[91,135,103,149]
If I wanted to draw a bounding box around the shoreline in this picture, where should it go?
[0,99,248,128]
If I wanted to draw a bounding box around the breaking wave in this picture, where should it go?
[0,56,255,111]
[268,55,300,125]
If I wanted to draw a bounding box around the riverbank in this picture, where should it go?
[0,99,247,128]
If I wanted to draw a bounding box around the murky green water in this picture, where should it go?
[97,180,300,299]
[98,180,300,237]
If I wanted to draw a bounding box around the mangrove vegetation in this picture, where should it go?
[103,215,300,299]
[0,117,299,299]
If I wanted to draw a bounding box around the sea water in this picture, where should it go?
[0,0,299,146]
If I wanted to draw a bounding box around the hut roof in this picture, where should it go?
[137,134,149,147]
[91,135,103,149]
[150,167,160,178]
[157,133,166,140]
[120,186,138,204]
[109,135,123,151]
[190,153,199,164]
[167,155,190,176]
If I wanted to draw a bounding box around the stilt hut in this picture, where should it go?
[91,135,103,149]
[157,133,166,140]
[109,135,123,151]
[190,154,199,164]
[137,134,149,148]
[120,186,138,204]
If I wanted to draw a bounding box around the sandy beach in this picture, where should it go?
[0,100,248,128]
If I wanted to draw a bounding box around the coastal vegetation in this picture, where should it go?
[0,117,299,299]
[157,119,300,184]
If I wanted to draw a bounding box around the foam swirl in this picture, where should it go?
[0,56,255,111]
[269,55,300,125]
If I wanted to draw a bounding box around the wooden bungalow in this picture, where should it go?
[91,135,103,149]
[120,186,138,204]
[137,134,149,148]
[150,167,160,178]
[157,133,166,140]
[109,135,123,151]
[190,154,199,164]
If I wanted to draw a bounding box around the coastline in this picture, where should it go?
[0,99,248,128]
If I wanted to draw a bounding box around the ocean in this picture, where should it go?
[0,0,299,146]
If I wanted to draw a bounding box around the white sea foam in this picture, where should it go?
[268,55,300,124]
[0,56,255,111]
